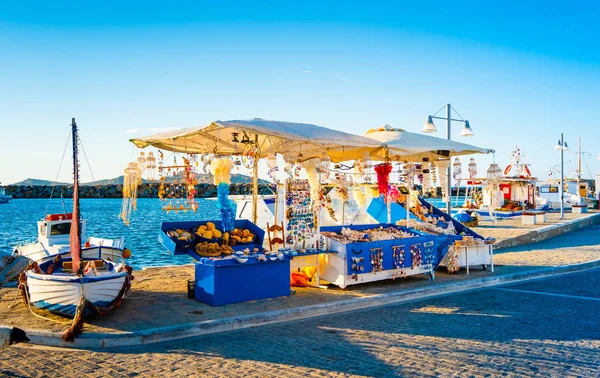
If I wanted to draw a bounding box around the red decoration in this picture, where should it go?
[375,163,392,196]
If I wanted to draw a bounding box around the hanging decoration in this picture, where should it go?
[120,162,142,226]
[266,154,279,183]
[452,157,462,189]
[374,163,392,196]
[353,187,366,208]
[320,188,336,222]
[211,158,235,231]
[386,185,400,204]
[137,152,146,178]
[157,153,199,213]
[242,142,260,169]
[145,152,157,180]
[434,160,450,201]
[430,163,437,186]
[303,158,321,210]
[468,158,477,179]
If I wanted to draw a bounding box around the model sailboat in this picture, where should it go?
[22,119,133,341]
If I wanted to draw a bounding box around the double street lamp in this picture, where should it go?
[555,134,569,220]
[423,104,475,214]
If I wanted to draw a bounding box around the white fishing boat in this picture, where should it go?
[0,184,12,203]
[452,147,549,220]
[23,119,132,341]
[13,212,127,264]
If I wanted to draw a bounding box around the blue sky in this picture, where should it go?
[1,1,599,184]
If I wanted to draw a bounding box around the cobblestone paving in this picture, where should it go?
[3,268,600,377]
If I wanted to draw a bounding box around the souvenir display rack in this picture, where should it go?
[319,224,455,288]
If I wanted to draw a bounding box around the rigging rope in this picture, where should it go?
[45,129,72,215]
[79,136,102,198]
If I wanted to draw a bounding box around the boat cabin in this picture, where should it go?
[37,213,87,252]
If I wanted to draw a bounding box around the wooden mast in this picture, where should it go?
[70,118,82,275]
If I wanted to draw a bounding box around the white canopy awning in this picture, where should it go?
[366,125,493,161]
[130,119,385,162]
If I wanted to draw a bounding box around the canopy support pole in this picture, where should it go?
[446,104,452,215]
[252,134,259,225]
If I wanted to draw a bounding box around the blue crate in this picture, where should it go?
[194,256,291,306]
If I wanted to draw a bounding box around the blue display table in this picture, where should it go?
[194,255,291,306]
[159,219,290,306]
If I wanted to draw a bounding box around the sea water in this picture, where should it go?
[0,198,220,269]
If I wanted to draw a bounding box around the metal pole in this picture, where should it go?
[560,133,564,220]
[446,104,452,214]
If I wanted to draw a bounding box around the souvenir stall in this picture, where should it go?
[130,120,494,297]
[130,119,384,304]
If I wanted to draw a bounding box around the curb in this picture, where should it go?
[21,259,600,349]
[494,213,600,250]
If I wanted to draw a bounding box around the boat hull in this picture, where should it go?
[26,270,128,317]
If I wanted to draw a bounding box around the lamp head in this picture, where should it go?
[554,140,562,150]
[422,116,437,133]
[563,142,568,151]
[459,120,474,137]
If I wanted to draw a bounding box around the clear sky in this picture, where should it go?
[1,1,599,184]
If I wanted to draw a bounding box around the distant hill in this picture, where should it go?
[83,176,150,185]
[12,178,69,186]
[12,173,270,186]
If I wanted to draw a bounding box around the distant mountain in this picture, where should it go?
[12,178,69,186]
[13,173,270,187]
[83,176,149,185]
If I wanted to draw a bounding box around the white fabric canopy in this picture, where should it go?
[366,126,493,161]
[130,119,385,162]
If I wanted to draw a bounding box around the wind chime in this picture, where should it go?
[212,157,236,231]
[157,152,199,213]
[120,162,142,226]
[266,153,279,182]
[468,158,477,179]
[434,160,449,201]
[452,157,463,189]
[145,152,157,180]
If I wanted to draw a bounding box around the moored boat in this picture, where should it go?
[22,118,132,341]
[0,184,12,204]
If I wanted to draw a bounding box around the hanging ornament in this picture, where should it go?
[374,163,392,196]
[468,158,477,179]
[452,157,462,189]
[211,158,233,185]
[304,158,321,210]
[434,160,450,201]
[211,157,235,231]
[120,162,142,226]
[145,152,157,180]
[157,154,199,213]
[387,185,400,204]
[266,154,279,183]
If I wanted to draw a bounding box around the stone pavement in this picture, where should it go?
[3,266,600,377]
[1,224,600,338]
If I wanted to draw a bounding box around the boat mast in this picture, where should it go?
[577,136,582,183]
[70,118,82,275]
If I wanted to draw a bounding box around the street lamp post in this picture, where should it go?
[423,104,474,214]
[555,134,568,220]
